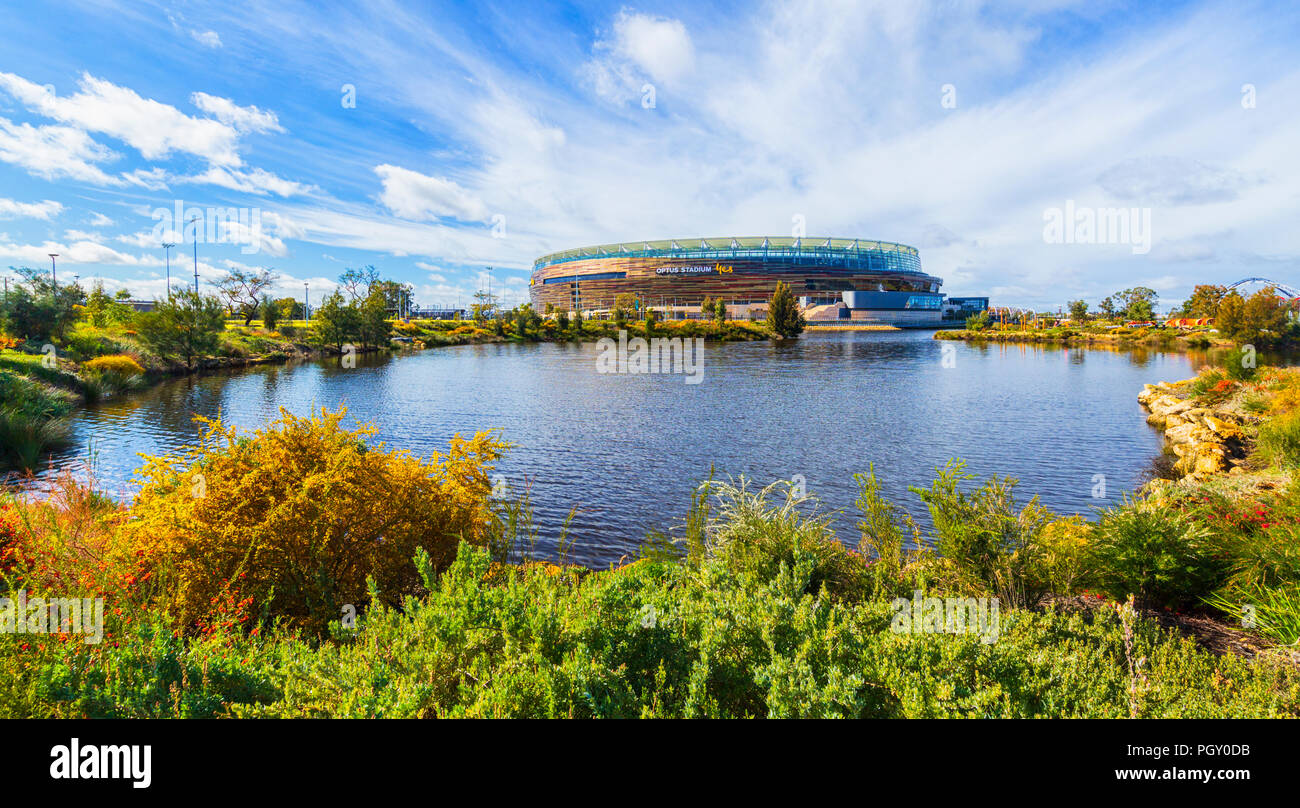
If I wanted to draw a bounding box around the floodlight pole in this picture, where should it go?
[162,242,175,298]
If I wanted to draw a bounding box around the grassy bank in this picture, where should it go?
[2,393,1299,717]
[935,326,1219,350]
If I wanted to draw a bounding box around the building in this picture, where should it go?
[528,237,947,326]
[942,296,989,321]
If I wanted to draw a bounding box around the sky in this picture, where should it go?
[0,0,1297,312]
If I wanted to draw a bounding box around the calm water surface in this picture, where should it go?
[28,330,1202,566]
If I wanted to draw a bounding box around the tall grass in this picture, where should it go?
[1258,409,1300,469]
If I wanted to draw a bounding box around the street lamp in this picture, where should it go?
[189,216,200,293]
[48,253,58,289]
[162,242,175,299]
[303,282,310,322]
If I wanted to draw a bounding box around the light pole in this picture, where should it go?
[162,242,175,299]
[189,216,200,294]
[303,282,310,322]
[48,253,58,289]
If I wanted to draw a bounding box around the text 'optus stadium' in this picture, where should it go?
[529,236,953,326]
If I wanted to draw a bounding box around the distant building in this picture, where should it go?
[942,296,989,320]
[529,236,950,326]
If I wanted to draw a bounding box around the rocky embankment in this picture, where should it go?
[1138,381,1247,480]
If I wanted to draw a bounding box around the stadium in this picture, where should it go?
[529,237,951,326]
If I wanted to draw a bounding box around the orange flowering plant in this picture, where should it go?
[125,406,508,635]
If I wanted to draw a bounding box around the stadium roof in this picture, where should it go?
[534,236,919,270]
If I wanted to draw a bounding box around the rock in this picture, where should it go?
[1165,422,1215,446]
[1202,414,1244,441]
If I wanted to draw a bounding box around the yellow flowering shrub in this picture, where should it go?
[124,407,508,635]
[1036,516,1092,595]
[83,354,145,379]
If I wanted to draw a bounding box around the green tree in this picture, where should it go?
[1116,287,1158,322]
[274,297,304,320]
[1214,291,1245,340]
[1099,296,1117,320]
[260,296,280,330]
[714,297,727,323]
[1067,300,1088,323]
[358,288,391,348]
[83,281,134,328]
[135,290,225,369]
[766,281,805,338]
[1179,284,1227,318]
[213,267,278,326]
[312,290,360,353]
[1,267,85,342]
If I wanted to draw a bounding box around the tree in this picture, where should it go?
[513,303,538,339]
[83,281,134,327]
[312,290,359,353]
[356,288,391,349]
[1179,284,1227,318]
[767,281,805,338]
[1099,296,1117,320]
[1067,300,1088,323]
[135,290,225,369]
[699,296,713,319]
[260,295,279,330]
[274,297,304,320]
[338,266,380,302]
[1115,287,1158,322]
[214,267,277,326]
[1215,291,1245,339]
[1237,287,1290,344]
[1,267,85,342]
[714,298,727,323]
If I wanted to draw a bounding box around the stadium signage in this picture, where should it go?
[655,264,735,275]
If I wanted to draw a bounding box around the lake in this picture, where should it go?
[26,330,1206,566]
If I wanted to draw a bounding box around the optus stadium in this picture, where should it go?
[529,236,947,326]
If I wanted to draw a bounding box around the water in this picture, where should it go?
[24,331,1202,566]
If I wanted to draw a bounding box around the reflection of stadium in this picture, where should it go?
[529,237,953,326]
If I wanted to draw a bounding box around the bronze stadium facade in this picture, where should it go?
[529,237,947,326]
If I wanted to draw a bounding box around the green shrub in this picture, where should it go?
[1090,497,1225,609]
[910,461,1054,609]
[1258,409,1300,469]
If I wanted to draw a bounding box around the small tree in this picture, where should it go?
[358,288,391,348]
[260,295,279,330]
[135,289,225,369]
[1,267,84,342]
[766,281,805,338]
[1067,300,1088,324]
[713,297,727,323]
[214,267,278,326]
[312,290,359,353]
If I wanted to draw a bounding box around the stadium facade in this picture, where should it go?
[529,237,949,326]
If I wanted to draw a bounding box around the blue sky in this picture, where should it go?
[0,0,1297,311]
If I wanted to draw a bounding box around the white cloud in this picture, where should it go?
[0,198,63,220]
[179,166,313,197]
[0,118,119,184]
[584,11,695,102]
[191,92,284,134]
[0,238,162,266]
[64,229,104,243]
[88,212,114,227]
[0,71,246,166]
[375,164,490,222]
[191,29,223,49]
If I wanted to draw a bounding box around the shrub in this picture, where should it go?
[1207,583,1300,647]
[910,461,1054,609]
[123,407,509,635]
[82,354,145,389]
[1090,496,1225,609]
[694,478,866,600]
[1223,344,1258,381]
[1258,409,1300,470]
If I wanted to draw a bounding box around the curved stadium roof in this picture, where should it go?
[533,236,921,271]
